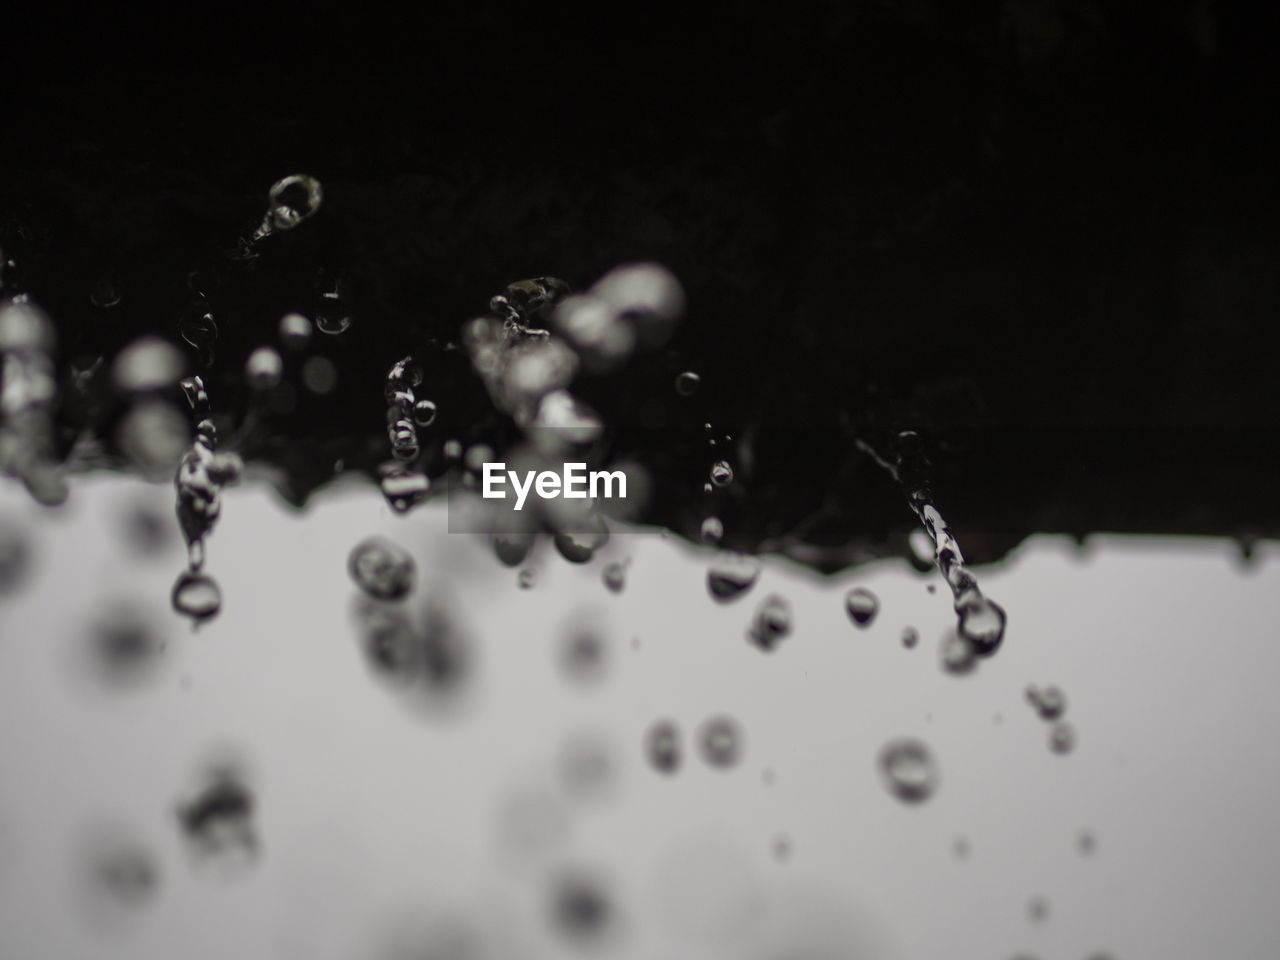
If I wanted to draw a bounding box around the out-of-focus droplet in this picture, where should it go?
[176,770,258,868]
[940,632,976,674]
[550,871,613,943]
[554,526,609,564]
[518,568,537,589]
[953,836,971,860]
[1078,830,1096,855]
[706,552,761,602]
[710,460,734,487]
[700,516,724,544]
[412,398,437,427]
[301,355,337,394]
[380,471,429,514]
[844,586,879,627]
[171,572,222,623]
[698,715,743,769]
[878,738,938,803]
[562,629,608,684]
[748,593,792,651]
[1049,722,1075,755]
[0,521,31,596]
[266,174,323,231]
[347,537,415,601]
[87,838,159,910]
[117,400,191,475]
[1026,684,1067,721]
[1028,896,1049,923]
[902,626,919,649]
[112,337,185,392]
[278,312,312,349]
[602,561,626,593]
[244,347,283,391]
[89,605,164,682]
[590,262,686,346]
[90,278,123,309]
[674,371,701,396]
[646,720,681,774]
[772,835,792,863]
[315,312,351,335]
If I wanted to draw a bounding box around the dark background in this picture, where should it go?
[3,2,1277,567]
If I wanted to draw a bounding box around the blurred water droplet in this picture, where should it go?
[265,174,323,232]
[940,632,976,674]
[706,552,760,601]
[1028,896,1049,923]
[1025,684,1066,721]
[315,312,351,335]
[171,572,222,623]
[278,312,312,349]
[118,399,191,475]
[1078,830,1096,855]
[89,840,159,908]
[1049,722,1075,754]
[844,586,879,627]
[710,460,734,487]
[901,626,919,649]
[177,770,258,869]
[700,516,724,544]
[517,568,537,589]
[699,715,743,768]
[772,835,792,863]
[646,720,681,774]
[602,561,626,593]
[550,871,613,943]
[301,355,337,394]
[413,398,437,427]
[380,470,430,514]
[0,520,31,596]
[674,370,701,396]
[112,337,185,392]
[878,738,938,803]
[562,628,608,683]
[554,525,609,564]
[90,605,164,682]
[748,593,792,651]
[953,836,971,860]
[244,347,283,391]
[348,537,416,601]
[558,733,615,801]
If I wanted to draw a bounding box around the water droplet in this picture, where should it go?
[518,568,537,589]
[602,561,626,593]
[901,626,919,649]
[0,521,31,596]
[957,594,1007,655]
[748,593,792,651]
[550,871,613,943]
[554,526,609,564]
[87,838,159,909]
[379,471,430,513]
[89,605,163,681]
[940,632,976,675]
[314,312,351,335]
[177,770,257,868]
[1049,722,1075,755]
[348,537,416,601]
[89,277,123,309]
[706,552,760,602]
[646,720,681,774]
[277,312,312,349]
[953,836,971,860]
[558,734,615,801]
[1078,830,1096,855]
[710,460,734,487]
[844,586,880,627]
[698,715,743,769]
[700,516,724,544]
[413,398,437,427]
[562,629,608,683]
[1025,684,1066,721]
[117,400,190,475]
[301,355,337,394]
[1027,896,1049,923]
[772,835,792,862]
[878,738,938,803]
[266,174,323,231]
[171,572,222,623]
[244,347,282,390]
[111,337,185,392]
[674,371,701,396]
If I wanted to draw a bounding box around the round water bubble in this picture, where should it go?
[117,400,190,475]
[601,561,626,594]
[698,715,743,769]
[413,399,437,427]
[266,174,323,231]
[1049,722,1075,755]
[348,537,416,601]
[878,738,938,803]
[244,347,283,390]
[710,460,734,487]
[170,573,222,624]
[706,552,761,602]
[844,586,879,627]
[674,371,701,396]
[646,720,681,774]
[748,594,792,651]
[112,337,185,392]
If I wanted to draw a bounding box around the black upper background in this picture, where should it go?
[3,2,1277,567]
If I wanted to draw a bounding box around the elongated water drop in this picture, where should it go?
[1026,684,1066,721]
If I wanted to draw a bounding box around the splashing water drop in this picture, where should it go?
[698,715,744,769]
[878,738,938,803]
[710,460,734,487]
[265,174,323,232]
[844,586,880,627]
[602,561,626,593]
[646,720,681,774]
[177,770,258,868]
[706,552,761,601]
[674,371,701,396]
[748,593,792,651]
[347,537,416,601]
[170,572,222,623]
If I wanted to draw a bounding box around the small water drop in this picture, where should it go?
[710,460,734,487]
[772,835,792,863]
[1049,722,1075,755]
[314,312,351,335]
[171,572,222,623]
[706,552,761,602]
[89,277,123,309]
[0,521,31,596]
[940,633,976,675]
[956,594,1007,655]
[266,174,323,231]
[278,312,312,349]
[698,715,743,769]
[901,626,919,649]
[244,347,283,390]
[379,471,430,513]
[301,356,337,394]
[748,593,792,651]
[518,568,537,589]
[700,516,724,544]
[674,371,701,396]
[112,337,185,392]
[177,770,257,868]
[1025,684,1066,721]
[550,871,613,943]
[646,720,681,774]
[844,586,880,627]
[413,398,437,427]
[602,561,626,594]
[878,738,938,803]
[347,537,415,601]
[1078,830,1096,855]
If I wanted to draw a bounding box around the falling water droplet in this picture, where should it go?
[550,871,613,943]
[314,313,351,335]
[646,720,681,774]
[89,277,123,309]
[710,460,734,487]
[844,586,879,627]
[901,626,919,649]
[698,715,743,769]
[700,516,724,544]
[278,312,312,349]
[413,398,437,427]
[1049,722,1075,755]
[940,633,976,675]
[1025,684,1067,721]
[379,471,430,514]
[706,552,761,602]
[748,593,792,651]
[171,572,222,623]
[518,568,537,589]
[244,347,283,391]
[347,537,416,601]
[878,738,938,803]
[956,594,1007,655]
[112,337,186,392]
[265,174,323,231]
[602,561,626,593]
[176,770,258,868]
[674,371,701,396]
[1028,896,1050,923]
[301,355,337,394]
[1078,830,1096,855]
